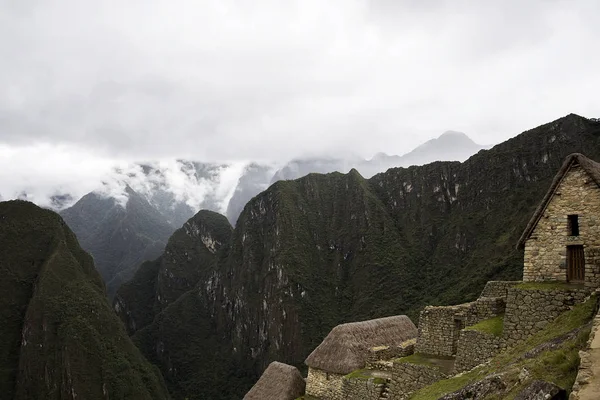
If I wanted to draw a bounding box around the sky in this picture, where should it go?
[1,0,600,206]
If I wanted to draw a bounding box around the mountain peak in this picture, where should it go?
[439,130,471,140]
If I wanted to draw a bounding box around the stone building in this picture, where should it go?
[243,361,306,400]
[304,315,417,399]
[517,153,600,287]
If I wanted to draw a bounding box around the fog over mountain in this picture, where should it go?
[0,131,486,227]
[1,1,599,194]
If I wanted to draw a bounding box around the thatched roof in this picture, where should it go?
[517,153,600,249]
[244,362,306,400]
[305,315,417,375]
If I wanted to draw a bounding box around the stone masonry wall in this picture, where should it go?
[523,165,600,287]
[570,290,600,399]
[366,338,416,368]
[416,297,505,357]
[341,376,388,400]
[479,281,521,299]
[454,329,505,373]
[503,287,590,345]
[306,368,344,400]
[388,361,447,400]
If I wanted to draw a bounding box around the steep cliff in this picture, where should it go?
[114,210,240,398]
[119,114,600,399]
[0,200,169,399]
[115,210,233,334]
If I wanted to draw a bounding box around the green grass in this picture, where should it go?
[394,354,442,368]
[344,369,386,384]
[515,282,585,291]
[410,295,597,400]
[465,315,504,336]
[410,369,482,400]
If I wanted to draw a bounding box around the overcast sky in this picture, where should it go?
[1,0,600,203]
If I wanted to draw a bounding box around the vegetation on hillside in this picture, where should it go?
[0,200,169,399]
[411,295,597,399]
[117,209,239,398]
[114,114,600,399]
[60,187,174,298]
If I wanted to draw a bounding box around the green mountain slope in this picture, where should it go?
[60,187,174,299]
[118,114,600,399]
[0,200,169,399]
[114,210,240,398]
[206,115,600,381]
[114,210,233,334]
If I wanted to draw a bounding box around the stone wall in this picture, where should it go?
[305,368,344,400]
[366,338,416,368]
[454,329,504,373]
[479,281,521,299]
[341,376,388,400]
[503,286,590,345]
[388,361,448,400]
[523,165,600,287]
[570,291,600,399]
[416,297,505,357]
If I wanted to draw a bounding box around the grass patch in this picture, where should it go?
[344,369,371,380]
[410,369,482,400]
[394,354,440,368]
[515,282,585,291]
[344,369,387,385]
[410,295,597,400]
[465,315,504,337]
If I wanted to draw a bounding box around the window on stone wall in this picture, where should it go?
[568,215,580,236]
[326,373,330,380]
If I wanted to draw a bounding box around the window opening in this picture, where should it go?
[568,215,579,236]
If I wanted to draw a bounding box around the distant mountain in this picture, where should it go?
[270,156,362,182]
[28,131,483,297]
[226,163,277,224]
[60,187,174,299]
[270,131,486,181]
[131,161,233,228]
[398,130,487,164]
[358,130,487,178]
[0,200,169,399]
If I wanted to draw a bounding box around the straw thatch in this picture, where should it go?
[305,315,417,375]
[244,361,306,400]
[517,153,600,249]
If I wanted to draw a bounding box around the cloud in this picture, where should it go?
[1,0,599,163]
[0,143,117,208]
[0,142,262,214]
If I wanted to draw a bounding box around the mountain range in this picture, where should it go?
[2,114,600,399]
[112,114,600,398]
[47,131,486,297]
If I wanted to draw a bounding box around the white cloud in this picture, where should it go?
[0,0,599,195]
[0,143,117,207]
[0,143,260,214]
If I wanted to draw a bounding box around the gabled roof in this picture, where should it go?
[517,153,600,249]
[304,315,417,375]
[244,362,305,400]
